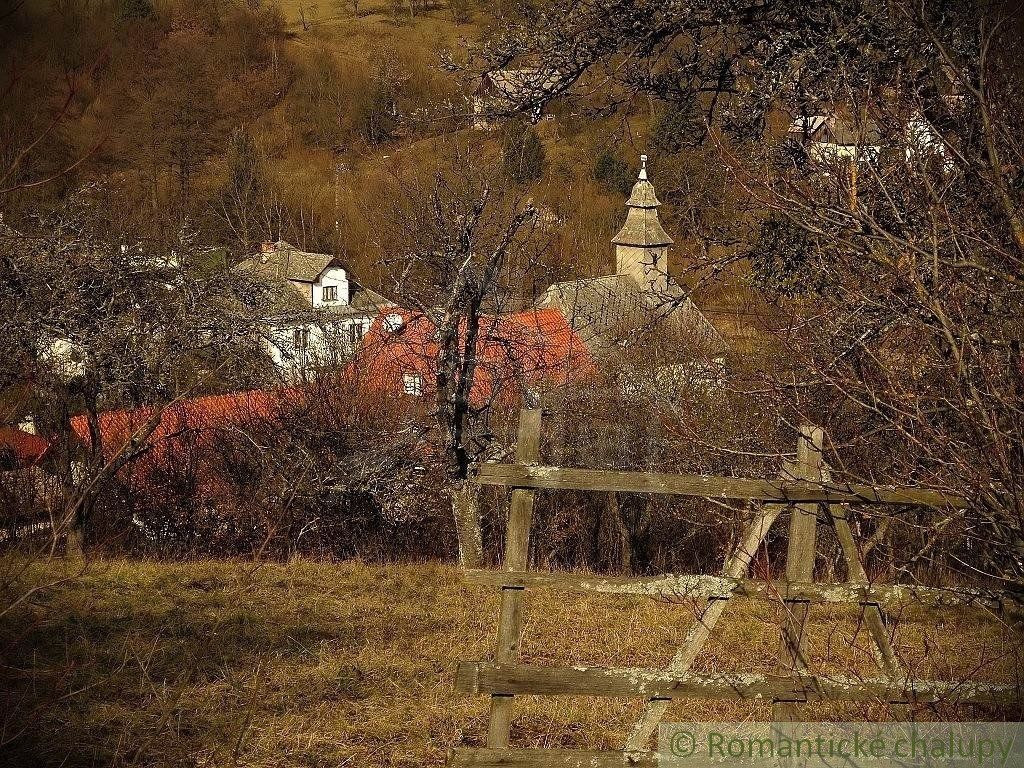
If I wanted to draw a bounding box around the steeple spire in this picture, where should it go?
[614,155,673,247]
[612,155,673,292]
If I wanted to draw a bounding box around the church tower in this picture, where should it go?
[612,155,673,293]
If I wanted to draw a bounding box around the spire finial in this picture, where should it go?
[639,154,648,180]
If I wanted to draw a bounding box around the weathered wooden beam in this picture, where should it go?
[624,501,784,752]
[774,425,823,722]
[476,464,967,508]
[462,570,1024,615]
[450,748,663,767]
[829,500,909,721]
[456,662,1020,706]
[830,502,905,678]
[488,407,543,749]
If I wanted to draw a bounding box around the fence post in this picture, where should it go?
[830,502,906,684]
[773,424,824,722]
[487,407,542,748]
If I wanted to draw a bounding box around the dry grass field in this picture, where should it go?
[1,558,1020,767]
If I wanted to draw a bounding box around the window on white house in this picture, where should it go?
[322,285,338,302]
[293,327,310,350]
[403,372,423,396]
[348,322,364,344]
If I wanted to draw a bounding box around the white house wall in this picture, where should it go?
[264,316,372,374]
[312,266,350,307]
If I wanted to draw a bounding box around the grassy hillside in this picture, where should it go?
[2,558,1020,767]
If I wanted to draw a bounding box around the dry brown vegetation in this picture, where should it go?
[2,558,1020,767]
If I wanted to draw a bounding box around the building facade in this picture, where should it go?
[233,241,393,376]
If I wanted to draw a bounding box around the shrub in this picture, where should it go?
[593,150,634,196]
[650,97,704,155]
[502,122,545,183]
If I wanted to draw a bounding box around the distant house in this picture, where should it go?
[472,68,559,129]
[233,241,393,376]
[350,307,593,407]
[905,113,956,173]
[536,155,726,391]
[788,110,956,178]
[787,114,883,164]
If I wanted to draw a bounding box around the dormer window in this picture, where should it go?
[403,372,423,396]
[383,313,405,332]
[322,285,338,302]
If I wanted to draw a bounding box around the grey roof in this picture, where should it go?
[234,241,394,322]
[789,114,882,147]
[264,280,393,323]
[233,241,335,283]
[475,68,561,99]
[537,274,725,359]
[625,177,661,208]
[346,282,393,315]
[612,207,674,247]
[830,117,881,146]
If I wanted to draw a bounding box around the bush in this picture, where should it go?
[650,97,704,155]
[502,123,545,183]
[449,0,472,23]
[593,150,634,196]
[119,0,155,20]
[745,216,826,297]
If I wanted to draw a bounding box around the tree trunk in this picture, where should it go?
[599,491,631,574]
[65,517,85,560]
[452,481,483,568]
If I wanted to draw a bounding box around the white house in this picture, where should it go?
[471,69,560,129]
[233,241,393,376]
[905,113,956,173]
[789,111,955,175]
[788,114,882,164]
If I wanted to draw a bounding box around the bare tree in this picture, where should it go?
[375,154,542,481]
[473,0,1024,583]
[0,184,278,558]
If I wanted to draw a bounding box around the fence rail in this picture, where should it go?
[448,408,1017,768]
[456,661,1019,706]
[462,569,1024,615]
[476,463,967,508]
[450,748,662,768]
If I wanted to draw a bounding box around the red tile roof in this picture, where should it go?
[0,427,49,469]
[69,388,294,462]
[16,306,591,481]
[349,306,594,404]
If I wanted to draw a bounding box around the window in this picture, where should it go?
[292,327,310,351]
[348,322,365,344]
[403,372,423,396]
[322,285,338,302]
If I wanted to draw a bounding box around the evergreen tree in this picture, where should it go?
[502,123,545,183]
[593,150,633,196]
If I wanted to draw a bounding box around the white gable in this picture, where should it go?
[312,266,350,307]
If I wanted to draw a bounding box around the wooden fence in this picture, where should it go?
[448,408,1023,768]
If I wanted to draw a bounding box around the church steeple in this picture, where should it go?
[613,155,673,292]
